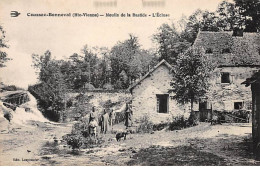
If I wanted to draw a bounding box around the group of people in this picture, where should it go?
[87,102,133,139]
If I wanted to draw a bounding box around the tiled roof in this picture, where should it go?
[193,31,260,66]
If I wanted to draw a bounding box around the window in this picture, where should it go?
[156,94,168,113]
[206,48,213,54]
[221,72,230,83]
[234,102,243,110]
[222,48,231,54]
[199,101,211,110]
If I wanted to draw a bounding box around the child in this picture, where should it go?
[89,117,98,139]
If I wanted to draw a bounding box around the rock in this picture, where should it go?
[150,131,155,134]
[132,150,137,153]
[86,150,94,154]
[118,148,126,152]
[41,155,53,159]
[108,138,114,142]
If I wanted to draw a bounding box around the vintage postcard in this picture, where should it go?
[0,0,260,166]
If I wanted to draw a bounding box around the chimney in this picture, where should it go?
[232,28,243,37]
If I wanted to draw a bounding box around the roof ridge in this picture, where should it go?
[128,59,173,91]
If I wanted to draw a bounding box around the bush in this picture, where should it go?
[153,122,169,131]
[63,118,104,149]
[71,120,89,137]
[63,134,84,150]
[168,115,193,131]
[136,115,154,133]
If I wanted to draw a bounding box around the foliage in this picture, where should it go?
[63,118,105,150]
[136,115,154,133]
[71,94,93,120]
[168,115,194,131]
[234,0,260,32]
[63,134,84,150]
[0,25,11,68]
[30,51,70,121]
[216,0,245,31]
[171,47,216,112]
[153,23,191,64]
[153,122,169,131]
[110,34,158,88]
[181,9,219,43]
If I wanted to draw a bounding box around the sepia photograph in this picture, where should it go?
[0,0,260,166]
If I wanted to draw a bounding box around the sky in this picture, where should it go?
[0,0,227,88]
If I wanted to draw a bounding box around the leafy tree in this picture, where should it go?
[177,15,188,33]
[153,23,191,65]
[0,25,11,68]
[110,34,156,88]
[67,45,101,89]
[182,9,219,43]
[115,70,128,89]
[234,0,260,32]
[31,51,69,121]
[216,0,245,31]
[171,47,216,113]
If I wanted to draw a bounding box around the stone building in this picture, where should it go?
[129,30,260,123]
[193,31,260,120]
[128,59,191,124]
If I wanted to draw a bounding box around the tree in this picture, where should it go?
[234,0,260,32]
[110,34,156,88]
[153,23,191,65]
[31,51,69,121]
[182,9,219,43]
[171,47,216,113]
[115,70,128,89]
[0,25,10,68]
[216,0,244,31]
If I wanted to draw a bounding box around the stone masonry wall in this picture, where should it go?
[132,64,189,124]
[207,66,260,111]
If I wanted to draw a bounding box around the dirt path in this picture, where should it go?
[1,122,259,166]
[0,121,73,166]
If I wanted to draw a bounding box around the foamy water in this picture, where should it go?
[0,92,48,127]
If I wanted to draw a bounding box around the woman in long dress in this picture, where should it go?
[109,109,115,129]
[125,102,133,128]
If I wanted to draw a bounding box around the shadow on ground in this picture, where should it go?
[127,145,226,166]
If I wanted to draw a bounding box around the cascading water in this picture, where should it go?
[0,91,48,127]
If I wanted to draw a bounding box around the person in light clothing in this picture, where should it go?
[89,117,98,139]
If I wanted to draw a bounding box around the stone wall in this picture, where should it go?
[69,90,131,112]
[207,66,260,111]
[132,64,189,124]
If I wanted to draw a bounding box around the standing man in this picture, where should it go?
[101,109,109,134]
